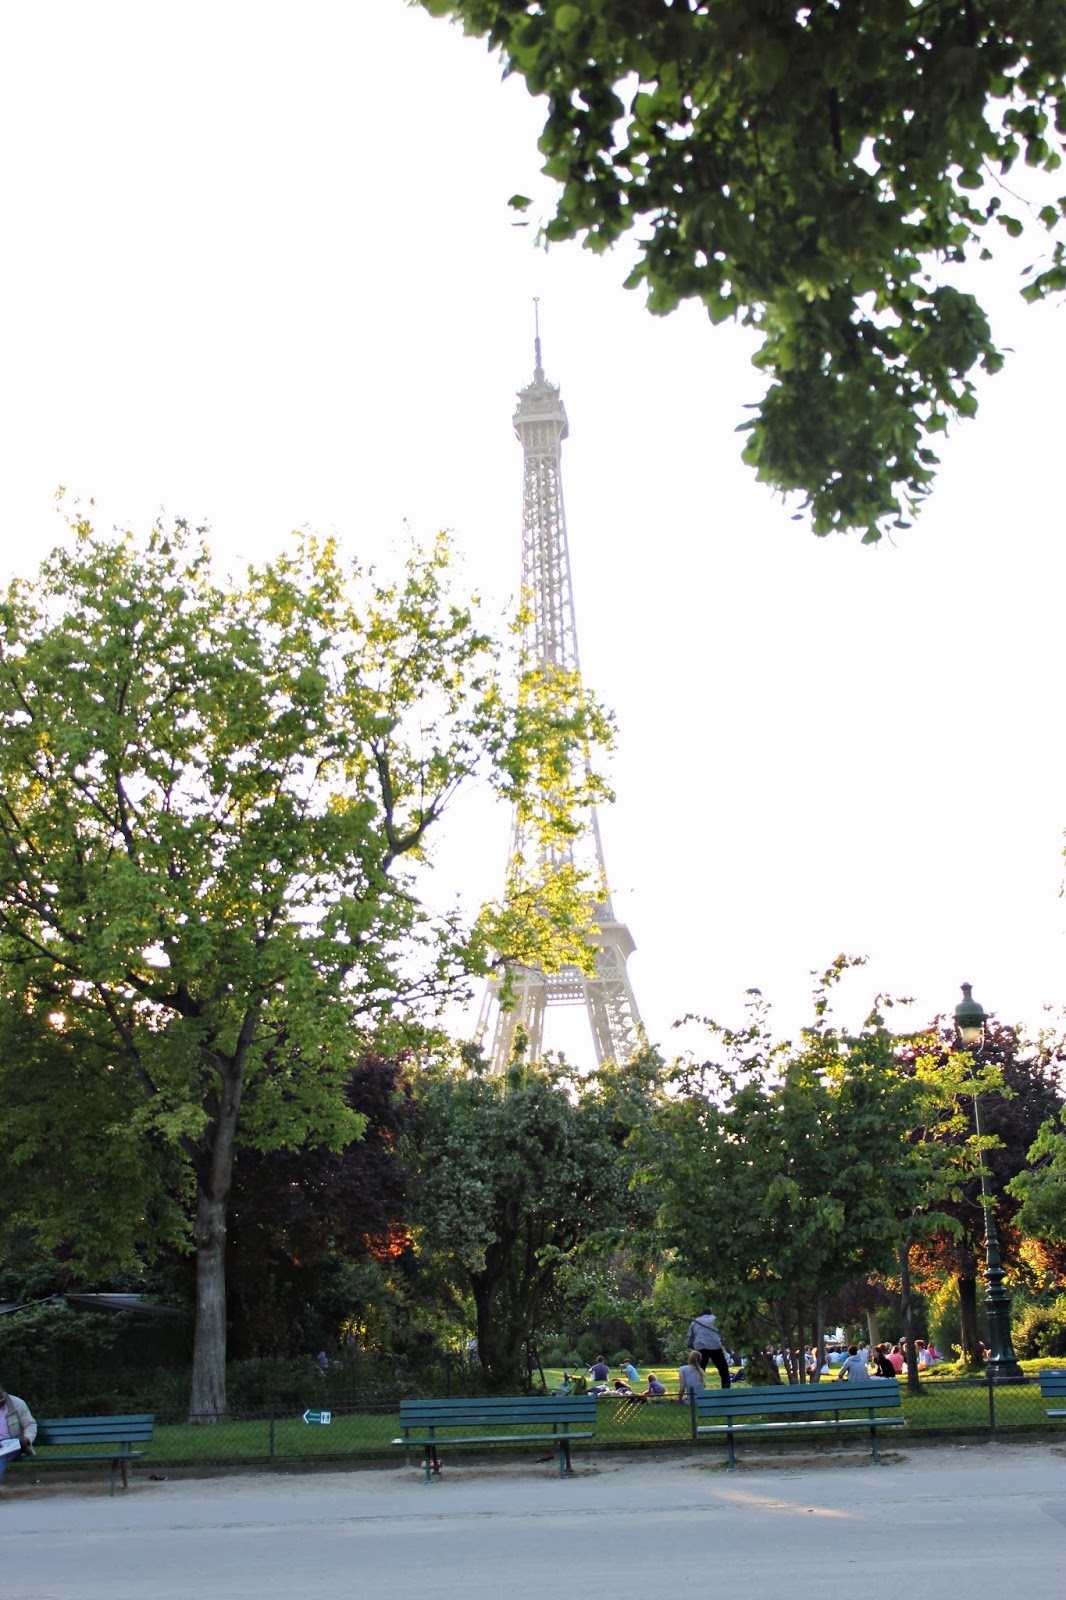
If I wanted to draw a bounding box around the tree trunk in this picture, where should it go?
[189,1187,228,1420]
[472,1277,499,1379]
[898,1239,920,1396]
[187,1028,254,1421]
[866,1309,881,1348]
[958,1271,981,1365]
[814,1298,826,1385]
[777,1307,795,1383]
[472,1268,527,1388]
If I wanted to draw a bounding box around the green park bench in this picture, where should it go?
[1039,1371,1066,1418]
[393,1396,598,1483]
[693,1379,904,1470]
[31,1414,155,1495]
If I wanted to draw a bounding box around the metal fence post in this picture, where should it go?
[987,1368,996,1434]
[269,1408,276,1462]
[689,1386,698,1449]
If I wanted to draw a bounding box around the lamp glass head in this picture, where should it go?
[954,982,986,1047]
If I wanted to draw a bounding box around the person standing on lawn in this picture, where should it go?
[0,1383,36,1487]
[685,1309,732,1389]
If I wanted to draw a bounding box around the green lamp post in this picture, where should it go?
[953,983,1023,1382]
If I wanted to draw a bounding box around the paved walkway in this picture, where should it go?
[4,1440,1065,1598]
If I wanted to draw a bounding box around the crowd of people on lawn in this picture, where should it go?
[561,1312,944,1403]
[800,1338,942,1379]
[562,1310,743,1401]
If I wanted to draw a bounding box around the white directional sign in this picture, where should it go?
[302,1409,332,1425]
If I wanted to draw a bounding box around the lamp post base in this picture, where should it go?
[985,1354,1024,1383]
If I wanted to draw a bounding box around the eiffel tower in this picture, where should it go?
[479,317,643,1069]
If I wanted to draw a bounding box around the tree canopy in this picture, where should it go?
[420,0,1066,541]
[410,1054,653,1385]
[900,1019,1064,1361]
[0,519,610,1414]
[656,968,935,1372]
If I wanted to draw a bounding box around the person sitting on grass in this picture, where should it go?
[643,1374,666,1400]
[677,1351,707,1403]
[836,1345,872,1381]
[611,1378,643,1407]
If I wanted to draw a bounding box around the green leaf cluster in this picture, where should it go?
[422,0,1066,540]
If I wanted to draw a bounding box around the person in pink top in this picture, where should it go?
[887,1344,904,1374]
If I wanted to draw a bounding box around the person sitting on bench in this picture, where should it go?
[0,1382,36,1486]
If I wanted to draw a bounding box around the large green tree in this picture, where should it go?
[410,1055,651,1385]
[420,0,1066,541]
[901,1019,1063,1363]
[0,520,609,1415]
[657,967,931,1374]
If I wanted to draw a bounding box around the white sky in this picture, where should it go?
[3,0,1065,1062]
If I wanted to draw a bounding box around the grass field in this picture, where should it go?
[26,1361,1066,1474]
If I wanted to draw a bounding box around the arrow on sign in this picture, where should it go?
[302,1409,332,1425]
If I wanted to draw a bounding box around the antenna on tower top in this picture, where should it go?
[533,297,544,380]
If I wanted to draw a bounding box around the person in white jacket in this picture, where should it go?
[0,1383,36,1485]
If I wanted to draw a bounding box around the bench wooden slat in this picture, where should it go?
[698,1417,906,1436]
[395,1431,595,1447]
[394,1397,597,1483]
[37,1415,155,1445]
[397,1400,597,1420]
[694,1381,900,1415]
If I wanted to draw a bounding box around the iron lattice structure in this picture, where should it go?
[479,331,643,1069]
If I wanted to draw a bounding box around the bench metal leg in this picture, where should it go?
[424,1444,441,1485]
[726,1430,737,1471]
[559,1438,572,1478]
[869,1424,880,1466]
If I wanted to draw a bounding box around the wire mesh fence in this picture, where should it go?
[22,1371,1066,1476]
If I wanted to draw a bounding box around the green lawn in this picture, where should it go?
[28,1362,1066,1475]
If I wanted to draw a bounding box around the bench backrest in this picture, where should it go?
[37,1414,156,1446]
[1039,1372,1066,1399]
[695,1379,902,1420]
[399,1397,598,1429]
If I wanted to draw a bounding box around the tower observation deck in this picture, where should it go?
[479,325,643,1069]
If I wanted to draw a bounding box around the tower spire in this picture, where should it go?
[533,296,544,381]
[477,331,643,1070]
